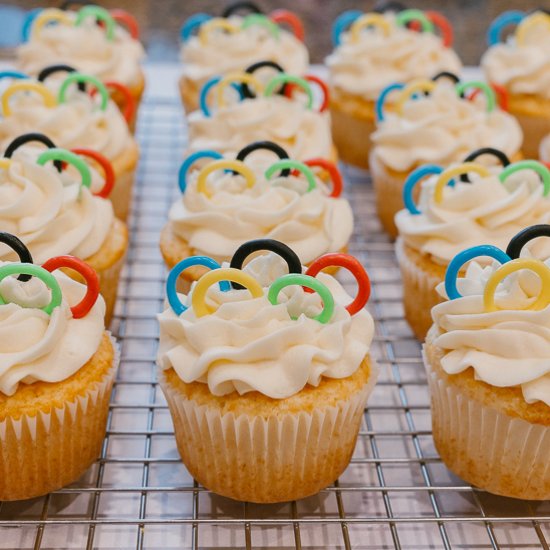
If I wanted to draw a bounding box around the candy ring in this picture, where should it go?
[293,158,343,198]
[396,9,434,33]
[167,257,230,316]
[431,71,460,85]
[179,150,223,193]
[499,160,550,197]
[265,160,316,192]
[402,164,444,215]
[197,159,255,198]
[506,225,550,260]
[270,10,304,41]
[71,148,115,198]
[198,18,240,46]
[332,10,363,46]
[0,70,28,81]
[229,238,302,289]
[487,10,524,45]
[217,72,263,109]
[460,148,511,182]
[91,80,136,124]
[422,11,453,46]
[0,264,62,315]
[445,245,511,300]
[241,14,280,38]
[469,83,508,112]
[59,0,88,9]
[1,82,56,117]
[350,14,392,43]
[222,1,263,18]
[0,159,10,170]
[241,60,286,99]
[375,82,405,122]
[484,259,550,312]
[264,74,313,109]
[75,6,115,41]
[192,268,263,317]
[41,255,99,318]
[21,8,43,42]
[110,9,140,40]
[58,73,109,111]
[456,81,496,112]
[37,148,91,190]
[395,80,436,114]
[433,163,491,204]
[268,274,334,324]
[37,64,85,92]
[236,141,290,176]
[516,12,550,46]
[373,1,406,13]
[31,9,72,40]
[180,13,212,42]
[199,76,244,117]
[305,253,371,315]
[4,133,62,172]
[283,74,329,113]
[0,232,34,282]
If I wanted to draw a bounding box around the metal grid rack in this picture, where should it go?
[1,91,550,550]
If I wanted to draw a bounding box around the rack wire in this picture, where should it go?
[1,85,550,550]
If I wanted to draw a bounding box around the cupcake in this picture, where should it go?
[395,157,550,340]
[157,243,377,503]
[370,77,523,237]
[179,3,307,113]
[159,145,352,291]
[326,8,462,168]
[0,147,128,324]
[187,70,335,163]
[540,132,550,165]
[0,254,117,501]
[482,10,550,160]
[424,244,550,499]
[0,75,139,221]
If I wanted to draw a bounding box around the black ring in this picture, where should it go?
[37,64,85,92]
[235,141,290,177]
[241,60,286,99]
[230,239,302,289]
[0,233,34,282]
[531,8,550,15]
[59,0,89,9]
[373,1,406,13]
[4,133,63,172]
[221,1,263,18]
[506,225,550,260]
[432,71,461,85]
[460,148,511,183]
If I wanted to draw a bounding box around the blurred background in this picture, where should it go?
[0,1,542,65]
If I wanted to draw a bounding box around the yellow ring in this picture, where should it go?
[395,79,437,114]
[199,18,240,46]
[433,163,491,204]
[483,259,550,312]
[31,9,73,40]
[1,82,56,117]
[516,12,550,46]
[192,268,264,317]
[0,159,11,170]
[216,72,263,108]
[196,159,256,198]
[350,13,392,42]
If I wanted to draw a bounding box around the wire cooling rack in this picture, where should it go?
[1,67,550,550]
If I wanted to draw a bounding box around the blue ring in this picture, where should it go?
[178,150,223,193]
[180,13,213,42]
[0,71,28,81]
[21,8,43,42]
[199,77,244,117]
[167,256,231,315]
[487,10,524,46]
[375,82,405,122]
[332,10,363,46]
[403,164,443,215]
[445,245,511,301]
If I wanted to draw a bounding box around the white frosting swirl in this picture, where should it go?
[326,13,462,101]
[157,254,374,399]
[0,155,113,264]
[371,85,523,172]
[0,265,105,396]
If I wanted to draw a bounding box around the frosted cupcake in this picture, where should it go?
[370,78,523,237]
[157,244,377,503]
[482,10,550,159]
[179,4,307,113]
[0,256,117,501]
[395,158,550,340]
[326,8,462,168]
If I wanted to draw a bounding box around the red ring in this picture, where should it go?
[90,80,136,124]
[406,11,453,47]
[110,9,140,40]
[71,148,115,198]
[305,254,371,315]
[283,74,329,113]
[468,83,509,112]
[41,255,100,319]
[269,9,305,41]
[292,158,343,197]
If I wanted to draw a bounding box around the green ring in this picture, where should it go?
[37,148,91,189]
[0,263,62,315]
[75,5,116,41]
[58,72,109,111]
[241,14,280,38]
[265,160,317,192]
[264,74,313,109]
[396,9,435,33]
[499,160,550,197]
[455,80,496,113]
[268,274,335,324]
